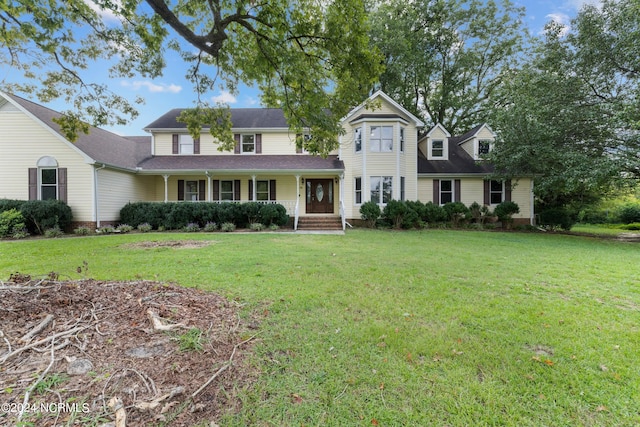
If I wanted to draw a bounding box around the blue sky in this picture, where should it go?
[4,0,602,136]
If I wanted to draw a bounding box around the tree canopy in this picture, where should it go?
[0,0,383,155]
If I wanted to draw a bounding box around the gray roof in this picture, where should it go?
[6,93,151,170]
[418,127,494,175]
[137,155,344,173]
[144,108,290,130]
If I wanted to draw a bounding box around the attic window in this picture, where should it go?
[431,140,444,157]
[478,140,491,156]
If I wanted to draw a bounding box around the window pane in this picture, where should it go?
[242,134,255,153]
[221,180,234,200]
[256,180,269,200]
[41,186,57,200]
[179,135,193,154]
[355,177,361,204]
[432,140,443,157]
[355,128,362,152]
[440,180,452,191]
[441,193,453,204]
[370,177,381,202]
[491,193,503,204]
[41,169,57,184]
[382,127,393,138]
[491,180,503,191]
[370,127,381,139]
[382,176,392,203]
[382,138,393,152]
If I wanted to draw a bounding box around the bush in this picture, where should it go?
[422,202,447,224]
[183,222,201,232]
[539,207,575,231]
[249,222,265,231]
[97,225,115,234]
[44,225,64,238]
[258,203,289,226]
[220,222,236,232]
[74,226,93,236]
[617,204,640,224]
[204,222,218,232]
[494,201,520,229]
[116,224,133,233]
[382,200,419,229]
[137,222,153,233]
[619,222,640,231]
[360,201,381,228]
[443,202,469,227]
[19,200,72,234]
[0,209,26,238]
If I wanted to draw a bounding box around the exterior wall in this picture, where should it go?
[97,169,156,223]
[153,130,303,155]
[340,97,420,220]
[0,103,95,222]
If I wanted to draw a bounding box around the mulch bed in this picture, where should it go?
[0,273,259,426]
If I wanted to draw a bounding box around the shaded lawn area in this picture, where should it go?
[1,229,639,426]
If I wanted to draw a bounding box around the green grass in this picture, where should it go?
[1,230,639,426]
[570,224,632,236]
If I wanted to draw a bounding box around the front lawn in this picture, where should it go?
[1,229,639,426]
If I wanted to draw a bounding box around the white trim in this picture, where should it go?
[342,90,425,127]
[425,123,451,138]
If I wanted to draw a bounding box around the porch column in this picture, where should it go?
[206,172,212,201]
[252,175,257,201]
[295,175,301,230]
[162,175,169,202]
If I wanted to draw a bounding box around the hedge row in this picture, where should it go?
[119,202,290,230]
[0,199,73,234]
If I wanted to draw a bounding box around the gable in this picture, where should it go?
[342,90,425,127]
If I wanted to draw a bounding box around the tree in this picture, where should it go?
[368,0,526,134]
[0,0,383,155]
[488,0,640,210]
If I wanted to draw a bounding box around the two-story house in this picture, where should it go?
[0,90,534,230]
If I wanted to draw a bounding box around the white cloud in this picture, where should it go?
[121,80,182,94]
[543,13,571,36]
[85,0,122,24]
[211,91,237,104]
[565,0,603,11]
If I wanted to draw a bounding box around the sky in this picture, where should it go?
[3,0,603,136]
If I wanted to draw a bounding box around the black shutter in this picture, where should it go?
[58,168,67,202]
[213,180,220,200]
[178,179,185,201]
[172,134,179,154]
[433,179,439,204]
[28,168,37,200]
[234,179,241,201]
[256,134,262,154]
[198,180,206,201]
[454,179,461,202]
[483,180,490,205]
[248,180,254,201]
[234,134,240,154]
[269,180,276,201]
[505,180,512,202]
[194,137,200,154]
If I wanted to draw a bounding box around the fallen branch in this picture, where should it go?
[135,386,185,411]
[190,334,256,399]
[0,330,11,355]
[0,325,86,365]
[146,309,186,331]
[20,314,55,343]
[17,337,56,421]
[108,396,127,427]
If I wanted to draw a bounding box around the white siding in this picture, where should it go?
[97,169,155,223]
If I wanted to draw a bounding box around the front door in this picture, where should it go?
[306,179,334,213]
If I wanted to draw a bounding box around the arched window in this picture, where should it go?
[29,157,67,201]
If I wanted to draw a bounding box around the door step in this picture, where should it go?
[297,216,343,230]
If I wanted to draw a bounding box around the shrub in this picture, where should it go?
[220,222,236,232]
[494,201,520,229]
[382,200,419,229]
[443,202,469,227]
[422,202,447,224]
[360,201,381,228]
[538,207,575,231]
[137,222,152,233]
[259,203,289,226]
[617,203,640,224]
[0,209,26,238]
[204,222,218,232]
[97,225,115,234]
[12,227,29,239]
[44,225,64,238]
[19,200,72,234]
[116,224,133,233]
[269,223,280,231]
[74,226,92,236]
[183,222,201,232]
[620,222,640,231]
[249,222,265,231]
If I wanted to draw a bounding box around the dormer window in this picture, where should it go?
[431,140,444,158]
[478,140,491,156]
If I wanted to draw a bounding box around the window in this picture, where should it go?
[490,180,504,204]
[431,140,444,158]
[241,134,255,153]
[370,176,392,204]
[370,126,393,152]
[220,180,235,200]
[479,140,491,156]
[40,169,58,200]
[400,127,405,153]
[354,177,362,204]
[355,127,362,153]
[31,156,65,201]
[440,179,453,204]
[256,180,270,201]
[185,180,199,201]
[400,176,405,201]
[179,135,194,154]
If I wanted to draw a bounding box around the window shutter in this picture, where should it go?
[248,180,253,201]
[454,179,461,202]
[172,134,179,154]
[198,180,205,201]
[269,180,276,201]
[483,180,490,205]
[432,179,439,204]
[177,179,185,201]
[505,180,512,202]
[58,168,67,202]
[28,168,38,200]
[212,180,220,200]
[194,137,200,154]
[234,134,240,154]
[234,180,241,201]
[256,134,262,154]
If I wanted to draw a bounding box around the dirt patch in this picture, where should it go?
[123,240,216,249]
[0,274,259,426]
